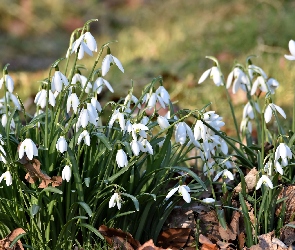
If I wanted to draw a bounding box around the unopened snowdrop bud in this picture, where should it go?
[285,40,295,60]
[62,165,71,182]
[109,192,122,210]
[0,171,12,186]
[202,198,215,204]
[157,116,170,129]
[0,74,14,93]
[67,93,79,114]
[77,130,90,146]
[256,175,273,190]
[194,120,207,141]
[101,48,124,76]
[264,103,286,123]
[116,149,128,168]
[8,93,21,110]
[1,114,15,130]
[56,136,68,153]
[166,185,191,203]
[175,122,187,145]
[51,71,69,92]
[19,138,38,160]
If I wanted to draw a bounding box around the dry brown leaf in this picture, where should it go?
[199,234,218,250]
[246,231,288,250]
[164,208,195,230]
[280,222,295,246]
[98,225,141,250]
[157,228,191,249]
[197,210,221,243]
[0,228,25,250]
[234,168,258,194]
[138,239,169,250]
[217,241,236,250]
[219,210,240,241]
[19,157,62,188]
[238,232,246,249]
[276,185,295,225]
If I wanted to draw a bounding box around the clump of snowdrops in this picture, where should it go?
[1,18,295,249]
[0,19,214,249]
[197,40,295,247]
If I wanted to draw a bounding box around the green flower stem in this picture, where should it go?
[224,85,241,142]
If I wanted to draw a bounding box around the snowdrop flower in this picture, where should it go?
[0,74,14,93]
[213,169,234,182]
[264,103,286,123]
[51,71,69,92]
[109,192,122,210]
[285,40,295,60]
[109,109,125,131]
[77,130,90,146]
[194,120,207,141]
[157,115,170,129]
[7,93,21,110]
[90,97,102,113]
[252,77,279,95]
[226,67,250,94]
[34,89,56,109]
[0,171,12,186]
[0,145,7,164]
[198,66,223,86]
[155,86,170,106]
[166,185,191,203]
[130,140,144,156]
[275,143,292,167]
[123,93,141,113]
[67,93,80,114]
[202,198,215,204]
[248,64,267,80]
[256,175,273,190]
[141,139,153,155]
[240,118,252,133]
[1,114,15,130]
[71,74,92,93]
[203,111,225,132]
[77,105,98,129]
[243,102,260,120]
[19,138,38,160]
[129,123,148,141]
[116,149,128,168]
[93,76,114,94]
[70,31,97,60]
[56,136,68,153]
[101,48,124,76]
[62,165,71,182]
[175,122,193,145]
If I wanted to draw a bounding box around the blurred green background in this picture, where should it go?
[1,0,295,131]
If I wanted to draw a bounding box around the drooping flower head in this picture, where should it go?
[62,165,71,182]
[0,171,12,186]
[166,184,191,203]
[19,138,38,160]
[101,47,124,76]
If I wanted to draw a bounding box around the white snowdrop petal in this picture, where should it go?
[112,56,124,73]
[198,68,211,84]
[264,105,272,123]
[166,187,178,199]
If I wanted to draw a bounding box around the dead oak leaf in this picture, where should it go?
[157,228,191,249]
[199,234,218,250]
[234,168,258,194]
[0,228,25,250]
[219,210,240,241]
[19,157,62,188]
[138,239,170,250]
[98,225,140,250]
